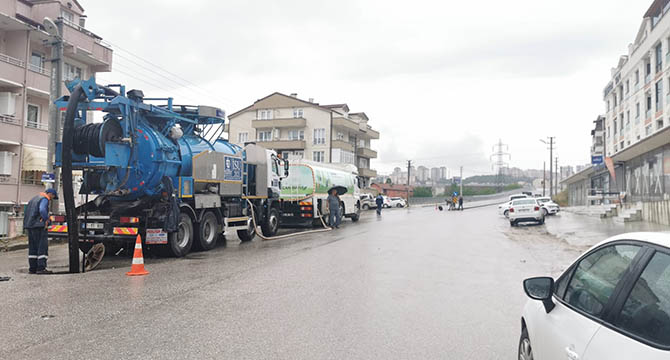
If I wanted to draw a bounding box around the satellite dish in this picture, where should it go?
[43,17,59,37]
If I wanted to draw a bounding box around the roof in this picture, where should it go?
[349,112,369,121]
[27,0,85,12]
[228,92,340,118]
[592,232,670,251]
[612,126,670,162]
[322,104,350,113]
[644,0,669,18]
[560,165,596,185]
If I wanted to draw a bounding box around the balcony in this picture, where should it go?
[26,68,50,94]
[358,168,377,178]
[0,52,25,87]
[61,21,113,72]
[256,140,305,150]
[251,117,306,129]
[331,139,354,152]
[332,116,359,132]
[357,147,377,159]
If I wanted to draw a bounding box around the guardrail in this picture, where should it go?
[28,63,50,76]
[0,115,20,125]
[25,121,48,131]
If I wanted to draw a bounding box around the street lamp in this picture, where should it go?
[540,138,554,197]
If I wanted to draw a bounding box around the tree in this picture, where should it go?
[412,187,433,197]
[385,178,392,184]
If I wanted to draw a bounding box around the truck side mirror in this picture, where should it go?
[284,160,289,176]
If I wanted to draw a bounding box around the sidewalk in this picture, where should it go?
[0,235,67,252]
[543,208,670,248]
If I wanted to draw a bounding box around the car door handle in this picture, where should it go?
[565,347,579,360]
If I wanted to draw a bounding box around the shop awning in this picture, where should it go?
[22,146,47,172]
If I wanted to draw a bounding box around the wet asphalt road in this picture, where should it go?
[0,205,583,360]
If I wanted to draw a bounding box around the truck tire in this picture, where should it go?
[195,211,219,251]
[167,213,194,257]
[351,202,360,222]
[237,219,256,242]
[261,208,280,237]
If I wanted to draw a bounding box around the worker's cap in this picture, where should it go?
[45,188,58,199]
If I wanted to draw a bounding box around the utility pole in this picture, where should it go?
[459,166,463,197]
[555,157,559,194]
[549,137,554,197]
[490,139,510,192]
[406,160,412,203]
[45,17,63,212]
[543,161,546,196]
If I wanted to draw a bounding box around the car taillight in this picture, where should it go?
[509,208,515,213]
[534,206,540,211]
[120,216,140,224]
[50,215,65,222]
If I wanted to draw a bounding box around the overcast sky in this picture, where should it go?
[83,0,651,176]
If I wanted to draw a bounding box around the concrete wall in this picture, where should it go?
[641,199,670,225]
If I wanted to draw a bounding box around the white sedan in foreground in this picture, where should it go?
[508,198,544,226]
[520,232,670,360]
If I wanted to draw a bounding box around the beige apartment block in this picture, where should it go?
[0,0,112,225]
[228,92,380,187]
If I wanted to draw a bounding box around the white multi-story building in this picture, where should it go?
[227,92,380,187]
[417,166,429,183]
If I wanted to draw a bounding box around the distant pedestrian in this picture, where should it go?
[458,195,464,210]
[327,188,342,228]
[375,194,384,215]
[23,188,57,274]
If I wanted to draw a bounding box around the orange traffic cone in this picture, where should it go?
[126,234,149,276]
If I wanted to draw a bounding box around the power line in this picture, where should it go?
[104,40,237,107]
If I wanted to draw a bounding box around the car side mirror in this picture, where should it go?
[523,277,555,313]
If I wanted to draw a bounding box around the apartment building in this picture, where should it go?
[0,0,112,233]
[416,166,429,182]
[591,115,605,160]
[227,92,380,187]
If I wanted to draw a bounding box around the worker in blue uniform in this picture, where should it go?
[23,188,57,274]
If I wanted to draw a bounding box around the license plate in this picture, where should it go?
[83,223,104,229]
[518,209,530,213]
[146,228,168,244]
[282,213,294,217]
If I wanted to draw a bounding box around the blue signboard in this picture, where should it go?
[224,156,242,182]
[591,155,604,165]
[41,173,55,183]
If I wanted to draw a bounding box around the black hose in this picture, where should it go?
[63,85,84,273]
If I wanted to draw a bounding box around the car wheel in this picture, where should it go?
[518,327,533,360]
[539,217,545,225]
[396,204,403,208]
[510,220,516,227]
[504,210,509,218]
[362,204,369,210]
[542,208,548,216]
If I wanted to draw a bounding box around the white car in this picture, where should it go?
[508,198,544,226]
[536,196,560,216]
[381,195,392,208]
[388,197,407,208]
[520,232,670,360]
[499,194,529,216]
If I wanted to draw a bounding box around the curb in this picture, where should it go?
[2,237,68,253]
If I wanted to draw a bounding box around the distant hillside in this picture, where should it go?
[463,175,532,185]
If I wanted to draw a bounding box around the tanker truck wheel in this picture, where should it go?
[261,208,280,237]
[237,218,256,242]
[195,211,219,251]
[166,213,194,257]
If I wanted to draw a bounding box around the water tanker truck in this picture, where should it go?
[279,160,360,226]
[48,78,287,258]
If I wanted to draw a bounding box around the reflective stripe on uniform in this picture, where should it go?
[28,255,37,259]
[37,255,48,259]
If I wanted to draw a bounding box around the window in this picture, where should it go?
[635,70,640,84]
[656,80,664,110]
[607,100,610,112]
[646,124,653,136]
[61,9,74,23]
[237,132,248,144]
[257,109,273,120]
[64,63,82,81]
[336,131,345,141]
[625,80,630,94]
[620,141,625,149]
[613,120,617,135]
[626,111,630,124]
[312,151,324,163]
[29,52,44,72]
[21,170,45,185]
[636,103,640,120]
[656,43,663,73]
[287,129,304,141]
[647,61,652,76]
[613,93,618,106]
[607,126,610,138]
[257,130,272,142]
[615,252,670,347]
[313,128,325,145]
[293,108,303,118]
[620,114,624,130]
[26,104,39,128]
[647,94,653,112]
[564,244,641,317]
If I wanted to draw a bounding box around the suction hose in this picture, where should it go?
[246,199,332,241]
[63,85,85,273]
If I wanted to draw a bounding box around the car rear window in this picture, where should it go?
[615,251,670,347]
[512,200,536,206]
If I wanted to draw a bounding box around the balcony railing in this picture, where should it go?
[25,121,48,131]
[0,176,18,185]
[0,115,20,126]
[0,52,25,68]
[28,63,50,76]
